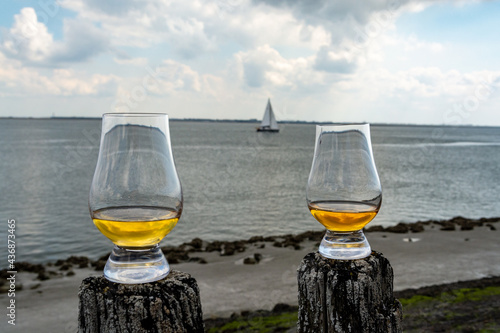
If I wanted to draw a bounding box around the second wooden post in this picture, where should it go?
[297,251,402,333]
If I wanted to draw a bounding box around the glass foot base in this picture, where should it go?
[104,244,170,284]
[319,230,371,260]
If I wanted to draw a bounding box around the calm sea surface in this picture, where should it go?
[1,119,500,264]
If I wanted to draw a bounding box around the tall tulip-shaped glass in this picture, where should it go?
[306,124,382,260]
[89,113,183,283]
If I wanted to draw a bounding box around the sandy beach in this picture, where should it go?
[1,219,499,332]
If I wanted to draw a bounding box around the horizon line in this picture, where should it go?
[0,116,498,128]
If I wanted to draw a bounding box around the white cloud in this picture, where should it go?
[149,59,203,93]
[338,65,500,101]
[50,18,108,63]
[111,59,225,113]
[0,52,116,97]
[404,35,444,53]
[313,46,357,73]
[59,0,330,55]
[2,8,53,63]
[1,7,108,66]
[322,65,500,124]
[252,0,409,43]
[234,45,328,90]
[1,0,499,124]
[111,47,148,66]
[113,57,148,67]
[52,0,445,77]
[164,17,216,59]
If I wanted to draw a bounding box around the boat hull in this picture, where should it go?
[256,127,279,132]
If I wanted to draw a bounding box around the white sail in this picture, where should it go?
[258,99,279,131]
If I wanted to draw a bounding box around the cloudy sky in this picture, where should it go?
[1,0,500,125]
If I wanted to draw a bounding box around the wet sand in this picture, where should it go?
[1,223,499,332]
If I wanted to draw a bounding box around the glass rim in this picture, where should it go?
[316,123,370,131]
[102,112,168,118]
[316,122,369,127]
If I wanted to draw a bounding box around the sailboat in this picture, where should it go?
[256,99,279,132]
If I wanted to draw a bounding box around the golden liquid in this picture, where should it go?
[308,201,379,232]
[92,207,179,248]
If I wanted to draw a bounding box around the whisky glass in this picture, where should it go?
[89,113,182,283]
[306,124,382,260]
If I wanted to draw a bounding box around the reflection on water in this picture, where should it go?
[1,119,500,264]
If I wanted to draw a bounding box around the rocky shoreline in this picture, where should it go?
[1,215,499,332]
[366,215,498,233]
[1,215,499,289]
[93,215,500,268]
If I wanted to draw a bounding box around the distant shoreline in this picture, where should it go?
[1,116,500,128]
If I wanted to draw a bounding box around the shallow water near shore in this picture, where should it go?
[1,118,500,264]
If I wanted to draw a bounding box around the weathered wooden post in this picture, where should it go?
[78,270,204,333]
[297,251,402,333]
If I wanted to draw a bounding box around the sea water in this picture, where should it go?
[1,118,499,264]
